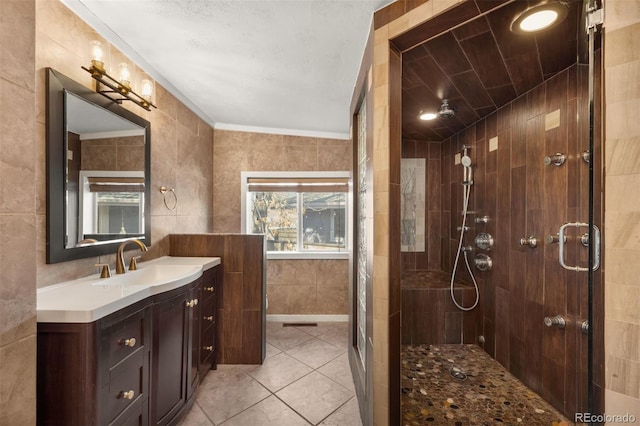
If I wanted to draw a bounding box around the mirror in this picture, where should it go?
[47,68,151,263]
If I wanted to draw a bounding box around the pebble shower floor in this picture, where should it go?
[402,344,573,425]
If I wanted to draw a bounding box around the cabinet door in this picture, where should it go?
[186,283,200,400]
[151,289,188,426]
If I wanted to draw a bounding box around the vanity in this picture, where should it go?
[37,256,222,426]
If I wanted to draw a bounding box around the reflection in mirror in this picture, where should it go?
[47,68,151,263]
[65,91,146,248]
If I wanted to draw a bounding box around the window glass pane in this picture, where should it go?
[250,192,297,251]
[96,192,142,234]
[302,192,346,251]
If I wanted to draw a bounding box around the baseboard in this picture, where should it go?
[266,314,349,323]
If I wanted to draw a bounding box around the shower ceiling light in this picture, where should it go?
[510,2,568,34]
[419,111,437,121]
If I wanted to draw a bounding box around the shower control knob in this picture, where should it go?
[545,234,566,244]
[475,233,494,250]
[544,315,566,329]
[474,254,492,271]
[544,153,566,166]
[581,320,589,335]
[519,236,538,248]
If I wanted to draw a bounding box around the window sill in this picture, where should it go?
[266,252,350,260]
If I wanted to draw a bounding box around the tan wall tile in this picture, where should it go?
[282,145,318,171]
[605,320,640,362]
[606,138,640,175]
[606,284,640,324]
[0,0,35,91]
[605,0,640,32]
[0,335,36,426]
[0,215,36,345]
[605,248,640,287]
[606,99,640,140]
[605,389,640,424]
[0,80,36,214]
[604,23,640,68]
[607,356,640,399]
[605,211,640,250]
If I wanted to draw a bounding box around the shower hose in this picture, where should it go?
[450,181,479,311]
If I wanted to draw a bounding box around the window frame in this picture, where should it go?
[241,171,351,260]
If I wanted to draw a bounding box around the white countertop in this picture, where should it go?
[37,256,221,323]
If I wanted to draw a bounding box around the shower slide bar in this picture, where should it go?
[557,222,600,272]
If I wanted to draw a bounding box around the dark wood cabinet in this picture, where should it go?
[38,264,222,426]
[199,265,221,378]
[37,299,151,426]
[150,283,192,426]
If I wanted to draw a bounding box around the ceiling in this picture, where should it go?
[61,0,394,138]
[402,0,583,141]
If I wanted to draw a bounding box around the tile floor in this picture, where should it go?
[178,321,363,426]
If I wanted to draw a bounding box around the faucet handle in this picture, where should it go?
[95,263,111,278]
[129,256,141,271]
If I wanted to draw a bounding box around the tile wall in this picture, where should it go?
[603,2,640,423]
[35,0,214,288]
[212,129,351,315]
[0,0,37,423]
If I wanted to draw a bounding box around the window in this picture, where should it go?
[242,172,350,259]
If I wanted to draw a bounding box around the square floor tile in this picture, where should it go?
[267,325,315,351]
[318,397,363,426]
[287,338,345,369]
[196,365,271,424]
[294,322,339,337]
[265,342,282,359]
[220,395,310,426]
[248,352,313,392]
[317,353,356,393]
[317,328,348,349]
[177,402,213,426]
[276,372,353,425]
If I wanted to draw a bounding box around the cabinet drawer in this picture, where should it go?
[109,396,147,426]
[200,296,215,324]
[108,310,145,368]
[108,349,144,422]
[201,268,217,303]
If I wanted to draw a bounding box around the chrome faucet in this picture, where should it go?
[116,239,148,274]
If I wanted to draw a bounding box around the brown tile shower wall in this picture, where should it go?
[34,0,214,288]
[0,0,38,423]
[401,140,442,271]
[436,62,603,418]
[212,129,352,315]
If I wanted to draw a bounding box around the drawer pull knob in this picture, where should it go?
[205,286,214,292]
[120,338,136,347]
[203,346,213,352]
[204,316,214,321]
[120,390,135,400]
[186,299,199,308]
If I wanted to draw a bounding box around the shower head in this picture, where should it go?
[438,99,456,119]
[461,155,472,168]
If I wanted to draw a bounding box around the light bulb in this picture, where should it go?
[519,10,558,32]
[141,79,153,101]
[119,63,131,88]
[90,40,102,62]
[419,112,437,121]
[89,40,106,73]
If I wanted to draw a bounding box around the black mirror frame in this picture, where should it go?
[46,68,151,263]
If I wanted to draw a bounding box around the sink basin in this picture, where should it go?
[91,264,202,287]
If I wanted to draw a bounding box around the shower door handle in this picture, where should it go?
[557,222,600,272]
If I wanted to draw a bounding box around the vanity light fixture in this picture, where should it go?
[510,1,569,34]
[82,40,157,111]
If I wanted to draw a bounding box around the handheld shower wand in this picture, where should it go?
[450,146,479,312]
